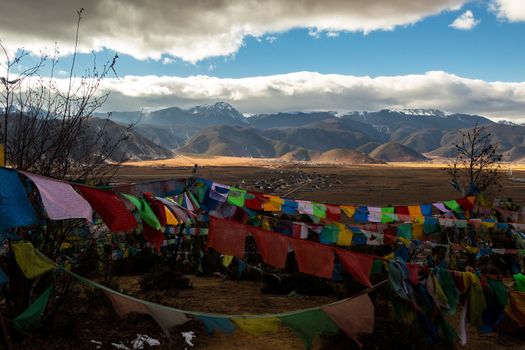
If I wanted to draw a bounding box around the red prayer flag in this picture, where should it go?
[456,197,474,211]
[406,263,420,285]
[250,227,289,268]
[335,249,374,287]
[75,186,137,232]
[326,205,341,221]
[145,193,167,227]
[143,224,165,251]
[290,239,334,279]
[208,216,248,257]
[323,294,375,347]
[244,192,265,210]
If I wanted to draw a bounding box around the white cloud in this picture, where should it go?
[326,31,340,38]
[490,0,525,22]
[86,71,525,122]
[162,57,174,65]
[265,36,278,44]
[450,10,480,30]
[0,0,468,63]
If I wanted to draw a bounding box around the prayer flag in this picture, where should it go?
[335,249,373,287]
[323,294,374,347]
[21,171,92,221]
[208,216,247,257]
[75,186,137,232]
[290,239,334,279]
[250,227,289,269]
[0,168,37,229]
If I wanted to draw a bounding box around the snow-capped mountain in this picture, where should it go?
[384,108,450,117]
[188,102,248,123]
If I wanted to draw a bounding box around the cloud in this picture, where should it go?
[86,71,525,122]
[0,0,467,62]
[450,10,480,30]
[490,0,525,22]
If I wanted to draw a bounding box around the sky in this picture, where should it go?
[1,0,525,121]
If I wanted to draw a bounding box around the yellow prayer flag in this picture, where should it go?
[412,223,424,240]
[232,317,280,336]
[164,206,179,226]
[262,195,283,211]
[398,237,411,247]
[340,206,356,218]
[384,252,395,261]
[465,246,480,254]
[222,255,234,267]
[12,242,56,279]
[336,224,353,246]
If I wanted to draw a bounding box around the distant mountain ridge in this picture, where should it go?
[98,102,525,162]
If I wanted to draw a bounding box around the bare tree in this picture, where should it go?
[0,8,135,183]
[447,124,502,196]
[0,9,138,323]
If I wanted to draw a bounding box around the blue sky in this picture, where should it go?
[1,0,525,120]
[51,3,525,82]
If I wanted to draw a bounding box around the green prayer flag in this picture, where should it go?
[371,259,383,274]
[312,203,327,219]
[320,224,339,244]
[513,273,525,292]
[12,286,52,332]
[280,309,339,349]
[121,194,161,230]
[227,188,247,207]
[444,200,461,213]
[381,207,395,223]
[438,268,459,315]
[397,224,412,239]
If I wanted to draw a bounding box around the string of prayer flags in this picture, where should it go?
[75,186,137,232]
[208,216,248,258]
[0,168,37,229]
[21,171,92,222]
[12,242,55,279]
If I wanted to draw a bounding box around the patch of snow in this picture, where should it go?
[387,108,450,117]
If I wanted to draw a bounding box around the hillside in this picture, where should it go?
[429,124,525,160]
[369,142,428,162]
[312,148,384,164]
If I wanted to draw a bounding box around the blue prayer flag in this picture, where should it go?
[0,169,37,229]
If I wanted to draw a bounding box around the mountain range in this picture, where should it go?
[96,102,525,163]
